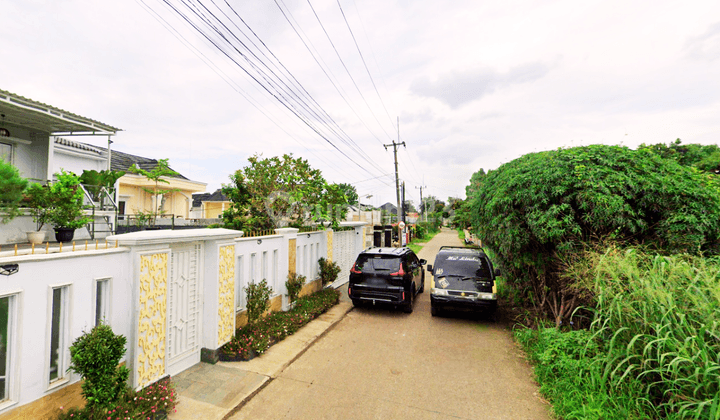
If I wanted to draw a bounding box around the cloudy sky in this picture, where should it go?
[2,0,720,208]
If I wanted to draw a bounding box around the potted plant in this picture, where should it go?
[47,170,91,242]
[23,183,51,244]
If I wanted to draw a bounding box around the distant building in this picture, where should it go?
[190,189,230,219]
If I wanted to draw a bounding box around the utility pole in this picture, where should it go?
[401,181,406,223]
[416,185,426,222]
[384,116,405,224]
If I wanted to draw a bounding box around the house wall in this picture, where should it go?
[118,175,205,220]
[3,125,50,183]
[202,201,229,219]
[0,248,132,419]
[52,145,106,176]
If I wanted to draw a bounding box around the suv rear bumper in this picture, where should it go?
[431,294,497,313]
[349,284,405,304]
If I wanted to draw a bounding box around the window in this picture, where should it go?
[236,255,244,310]
[0,294,17,402]
[0,143,10,164]
[262,251,268,283]
[94,278,111,327]
[49,286,70,385]
[250,253,257,282]
[272,250,278,291]
[118,201,126,220]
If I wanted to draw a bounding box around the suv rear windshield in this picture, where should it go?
[355,255,401,273]
[434,253,491,278]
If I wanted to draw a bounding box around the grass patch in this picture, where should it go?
[457,228,465,240]
[515,247,720,419]
[220,288,340,360]
[407,229,440,254]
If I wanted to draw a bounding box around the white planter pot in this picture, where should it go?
[27,231,46,245]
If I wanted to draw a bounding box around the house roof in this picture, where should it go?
[192,189,228,207]
[379,202,397,214]
[55,138,190,180]
[0,89,119,135]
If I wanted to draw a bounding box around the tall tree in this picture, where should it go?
[0,160,28,224]
[128,158,179,225]
[337,183,359,206]
[222,154,348,230]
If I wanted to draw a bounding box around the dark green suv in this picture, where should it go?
[427,246,499,317]
[347,247,426,313]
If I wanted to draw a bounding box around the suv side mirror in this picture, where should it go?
[426,264,433,273]
[419,259,427,265]
[494,268,501,277]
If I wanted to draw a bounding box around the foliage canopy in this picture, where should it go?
[467,144,720,324]
[221,154,347,230]
[0,160,27,224]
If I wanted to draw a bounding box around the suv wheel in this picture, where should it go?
[431,305,439,317]
[351,298,363,307]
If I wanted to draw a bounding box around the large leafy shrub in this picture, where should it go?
[468,145,720,325]
[318,257,341,286]
[285,272,305,303]
[68,324,130,410]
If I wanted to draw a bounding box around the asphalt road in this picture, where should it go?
[228,228,550,420]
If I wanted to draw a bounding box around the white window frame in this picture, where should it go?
[46,284,72,389]
[93,277,112,327]
[0,291,21,411]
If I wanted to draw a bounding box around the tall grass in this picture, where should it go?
[516,247,720,419]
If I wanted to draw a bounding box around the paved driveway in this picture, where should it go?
[228,228,550,420]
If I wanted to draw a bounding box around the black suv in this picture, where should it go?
[348,247,426,313]
[427,246,499,317]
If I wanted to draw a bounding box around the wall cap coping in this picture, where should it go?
[0,247,129,264]
[339,221,368,227]
[275,228,300,235]
[107,228,243,246]
[235,234,283,243]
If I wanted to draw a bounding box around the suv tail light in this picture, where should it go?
[389,265,405,277]
[350,262,361,274]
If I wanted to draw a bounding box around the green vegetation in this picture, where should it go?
[0,160,28,224]
[285,272,306,303]
[221,154,348,231]
[457,228,465,240]
[318,257,341,286]
[466,144,720,326]
[221,289,340,360]
[68,324,129,410]
[515,247,720,419]
[48,170,91,229]
[244,279,273,323]
[58,326,177,419]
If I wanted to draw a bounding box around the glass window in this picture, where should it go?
[355,255,401,272]
[435,253,491,278]
[95,279,111,327]
[0,143,10,164]
[0,295,14,402]
[49,286,69,384]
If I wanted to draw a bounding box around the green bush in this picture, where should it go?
[516,247,720,419]
[48,170,91,229]
[57,376,177,420]
[221,288,340,359]
[318,257,341,286]
[67,324,130,410]
[468,145,720,325]
[285,272,306,303]
[0,160,28,224]
[245,279,272,323]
